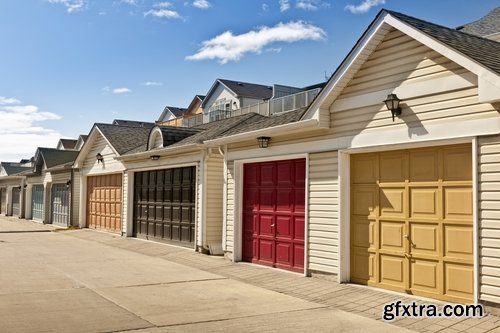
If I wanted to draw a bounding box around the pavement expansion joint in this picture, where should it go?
[0,230,52,234]
[110,277,230,289]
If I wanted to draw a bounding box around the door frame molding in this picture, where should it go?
[338,137,478,303]
[232,153,309,276]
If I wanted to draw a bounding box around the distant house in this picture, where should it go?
[202,78,325,123]
[156,106,187,124]
[74,134,88,151]
[25,148,80,226]
[0,160,32,217]
[157,95,206,128]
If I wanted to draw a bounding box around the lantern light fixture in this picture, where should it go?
[257,136,271,148]
[66,180,71,189]
[384,93,402,122]
[96,153,103,164]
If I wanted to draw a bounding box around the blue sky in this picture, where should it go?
[0,0,499,161]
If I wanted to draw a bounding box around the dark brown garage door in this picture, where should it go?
[133,166,196,247]
[87,174,122,233]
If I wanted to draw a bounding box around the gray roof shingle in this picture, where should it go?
[58,139,77,150]
[112,119,155,127]
[219,79,273,100]
[35,148,80,170]
[1,162,31,176]
[386,10,500,75]
[456,7,500,37]
[96,123,154,155]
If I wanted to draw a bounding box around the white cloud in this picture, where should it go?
[47,0,87,13]
[279,0,290,12]
[112,87,132,94]
[0,97,62,161]
[154,1,173,8]
[192,0,211,9]
[186,21,326,64]
[144,8,182,19]
[345,0,385,14]
[262,3,269,11]
[296,0,330,11]
[121,0,138,5]
[0,96,21,105]
[141,81,164,86]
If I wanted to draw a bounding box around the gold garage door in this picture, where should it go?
[350,144,473,303]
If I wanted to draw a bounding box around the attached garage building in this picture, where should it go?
[74,122,154,234]
[204,9,500,307]
[25,147,80,226]
[0,162,31,217]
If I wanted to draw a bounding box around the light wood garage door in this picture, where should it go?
[87,174,122,233]
[350,144,473,303]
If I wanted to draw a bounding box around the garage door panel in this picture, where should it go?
[352,155,377,184]
[243,159,305,272]
[32,185,44,221]
[410,222,439,256]
[380,221,405,252]
[411,259,440,294]
[409,150,439,182]
[294,216,305,240]
[276,188,293,212]
[12,188,20,216]
[380,254,405,288]
[380,152,406,183]
[444,187,473,220]
[380,188,405,217]
[351,144,473,303]
[133,166,195,247]
[352,186,377,217]
[443,148,472,181]
[259,189,275,211]
[444,263,473,300]
[352,217,374,248]
[51,184,70,226]
[444,225,473,259]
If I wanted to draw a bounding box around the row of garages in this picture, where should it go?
[1,10,499,308]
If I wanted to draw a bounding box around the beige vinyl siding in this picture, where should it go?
[478,135,500,304]
[205,153,224,246]
[329,29,498,137]
[225,162,235,253]
[72,171,80,226]
[308,151,339,274]
[50,171,71,184]
[196,161,202,247]
[82,133,124,175]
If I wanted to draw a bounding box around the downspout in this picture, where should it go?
[201,148,212,253]
[220,145,228,254]
[69,168,74,227]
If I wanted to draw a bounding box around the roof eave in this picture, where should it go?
[116,143,202,161]
[204,118,320,146]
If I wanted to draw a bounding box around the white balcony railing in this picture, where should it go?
[182,88,321,127]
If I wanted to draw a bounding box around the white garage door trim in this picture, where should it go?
[232,153,309,276]
[338,138,479,304]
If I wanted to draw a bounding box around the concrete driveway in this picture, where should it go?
[0,216,408,333]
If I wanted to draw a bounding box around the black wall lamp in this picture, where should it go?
[96,153,104,164]
[257,136,271,148]
[23,184,27,189]
[384,93,402,122]
[66,180,71,189]
[150,155,160,161]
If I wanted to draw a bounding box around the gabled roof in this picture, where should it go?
[219,79,273,100]
[456,7,500,37]
[33,148,80,172]
[303,8,500,121]
[57,138,77,150]
[388,10,500,75]
[186,95,205,114]
[112,119,155,127]
[157,106,188,122]
[95,123,154,155]
[202,79,273,108]
[0,162,31,176]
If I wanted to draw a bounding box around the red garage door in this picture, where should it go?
[242,158,305,273]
